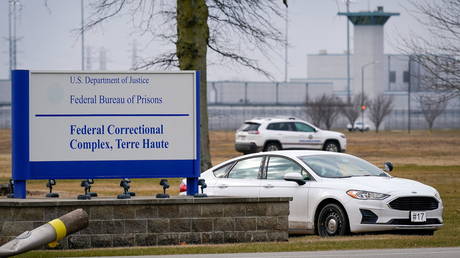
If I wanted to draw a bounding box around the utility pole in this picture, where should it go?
[346,0,351,103]
[8,0,20,78]
[8,0,13,78]
[85,46,92,71]
[81,0,85,70]
[99,47,107,70]
[284,5,288,82]
[408,55,411,134]
[131,40,138,70]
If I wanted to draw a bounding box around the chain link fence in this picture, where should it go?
[0,106,11,129]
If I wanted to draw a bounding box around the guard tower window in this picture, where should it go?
[389,71,396,83]
[403,71,410,83]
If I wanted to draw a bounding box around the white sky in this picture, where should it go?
[0,0,426,81]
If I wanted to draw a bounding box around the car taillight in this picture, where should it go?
[248,130,259,134]
[179,183,187,193]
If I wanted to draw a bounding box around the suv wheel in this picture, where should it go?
[264,142,281,151]
[324,141,340,152]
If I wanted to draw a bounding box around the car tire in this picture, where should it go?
[264,142,281,152]
[323,141,340,152]
[317,203,348,237]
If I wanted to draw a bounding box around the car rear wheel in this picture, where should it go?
[317,203,348,237]
[264,142,281,151]
[323,141,340,152]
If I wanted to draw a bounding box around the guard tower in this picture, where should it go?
[339,6,399,100]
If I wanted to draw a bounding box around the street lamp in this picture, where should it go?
[360,61,379,130]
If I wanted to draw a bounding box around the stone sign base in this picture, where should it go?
[0,196,290,249]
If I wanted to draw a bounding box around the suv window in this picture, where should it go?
[227,157,263,179]
[239,122,260,131]
[213,162,234,178]
[295,122,315,132]
[266,122,295,131]
[266,156,304,180]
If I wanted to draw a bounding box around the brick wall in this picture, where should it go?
[0,197,290,249]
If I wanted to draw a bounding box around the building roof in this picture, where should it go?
[338,7,399,25]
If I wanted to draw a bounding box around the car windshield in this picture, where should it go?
[298,154,387,178]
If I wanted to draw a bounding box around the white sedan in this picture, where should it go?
[180,151,443,236]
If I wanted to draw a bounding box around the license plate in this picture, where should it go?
[410,211,426,222]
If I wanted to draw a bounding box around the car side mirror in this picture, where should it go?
[284,173,306,185]
[384,161,393,172]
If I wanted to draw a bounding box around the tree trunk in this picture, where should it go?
[176,0,212,171]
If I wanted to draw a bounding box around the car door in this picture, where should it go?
[294,122,322,150]
[215,156,264,197]
[204,162,235,196]
[258,155,311,230]
[266,122,298,149]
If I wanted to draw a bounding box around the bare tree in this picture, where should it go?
[418,95,449,132]
[83,0,286,171]
[341,93,368,130]
[306,94,342,130]
[403,0,460,98]
[368,95,393,133]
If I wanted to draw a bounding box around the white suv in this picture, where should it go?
[235,117,346,154]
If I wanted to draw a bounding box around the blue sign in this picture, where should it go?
[12,70,200,198]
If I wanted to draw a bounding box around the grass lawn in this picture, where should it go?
[0,129,459,257]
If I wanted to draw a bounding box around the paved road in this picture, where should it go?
[77,247,460,258]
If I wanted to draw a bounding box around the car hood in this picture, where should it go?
[323,176,437,196]
[320,130,342,136]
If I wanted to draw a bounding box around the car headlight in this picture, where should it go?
[435,191,442,201]
[346,190,390,200]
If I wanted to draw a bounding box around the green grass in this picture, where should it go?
[14,164,460,257]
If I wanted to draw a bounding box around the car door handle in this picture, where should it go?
[218,184,228,189]
[263,184,274,188]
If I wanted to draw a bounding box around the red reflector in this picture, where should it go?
[179,183,187,192]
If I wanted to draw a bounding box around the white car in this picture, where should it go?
[235,117,347,154]
[180,151,443,236]
[347,121,371,132]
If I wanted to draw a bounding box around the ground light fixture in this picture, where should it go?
[194,179,207,198]
[7,179,14,198]
[45,179,59,198]
[77,179,93,200]
[117,178,135,199]
[156,179,170,198]
[85,179,98,197]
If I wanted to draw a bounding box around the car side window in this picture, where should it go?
[213,162,234,178]
[266,156,303,180]
[295,122,315,132]
[266,122,295,131]
[267,122,282,131]
[227,157,263,179]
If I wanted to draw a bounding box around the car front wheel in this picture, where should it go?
[323,141,340,152]
[317,203,348,237]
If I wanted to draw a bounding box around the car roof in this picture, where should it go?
[207,150,353,174]
[239,150,347,159]
[244,117,304,124]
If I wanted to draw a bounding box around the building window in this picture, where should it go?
[389,71,396,83]
[403,71,410,83]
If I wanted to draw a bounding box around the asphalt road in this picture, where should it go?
[77,247,460,258]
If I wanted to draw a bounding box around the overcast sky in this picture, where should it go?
[0,0,426,81]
